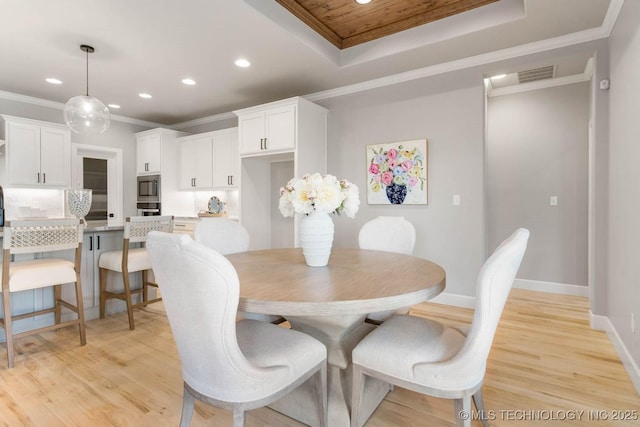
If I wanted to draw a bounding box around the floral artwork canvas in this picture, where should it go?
[366,139,428,205]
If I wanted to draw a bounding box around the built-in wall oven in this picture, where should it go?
[137,174,161,216]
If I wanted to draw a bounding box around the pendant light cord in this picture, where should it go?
[85,48,89,96]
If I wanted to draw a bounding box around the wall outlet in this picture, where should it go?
[453,194,461,206]
[550,196,558,206]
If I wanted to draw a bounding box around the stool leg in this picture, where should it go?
[142,270,149,307]
[99,267,108,319]
[122,271,135,331]
[74,278,87,346]
[2,291,15,368]
[54,284,62,325]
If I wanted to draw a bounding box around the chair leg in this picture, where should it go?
[454,397,472,427]
[473,388,489,427]
[179,385,196,427]
[351,364,366,427]
[99,267,107,319]
[74,279,87,346]
[54,284,62,325]
[314,362,328,427]
[2,291,15,369]
[232,407,245,427]
[122,271,135,331]
[142,270,149,307]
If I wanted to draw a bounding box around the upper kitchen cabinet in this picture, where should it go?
[178,133,213,190]
[212,127,239,188]
[234,97,328,250]
[235,97,325,157]
[0,115,71,188]
[178,127,239,190]
[136,132,162,175]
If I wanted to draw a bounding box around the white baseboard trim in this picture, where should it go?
[590,312,640,395]
[513,279,589,297]
[428,292,476,309]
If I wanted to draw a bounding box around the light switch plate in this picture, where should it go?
[453,194,460,206]
[550,196,558,206]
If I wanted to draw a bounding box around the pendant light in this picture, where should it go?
[63,44,110,134]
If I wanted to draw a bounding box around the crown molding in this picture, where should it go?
[0,90,166,129]
[171,112,237,130]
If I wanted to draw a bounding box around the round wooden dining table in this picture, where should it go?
[226,247,446,427]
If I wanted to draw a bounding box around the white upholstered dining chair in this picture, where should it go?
[358,216,416,324]
[194,217,285,324]
[146,231,327,427]
[98,215,173,330]
[350,228,529,427]
[0,219,85,368]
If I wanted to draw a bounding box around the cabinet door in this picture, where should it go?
[265,105,296,152]
[193,137,213,188]
[238,112,265,155]
[137,133,162,174]
[179,136,213,189]
[213,130,238,188]
[179,140,197,189]
[7,121,40,185]
[39,126,71,187]
[81,231,124,311]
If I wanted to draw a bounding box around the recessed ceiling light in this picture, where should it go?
[235,58,251,68]
[182,78,196,85]
[490,74,507,80]
[355,0,372,4]
[139,93,152,99]
[108,104,120,109]
[46,78,62,84]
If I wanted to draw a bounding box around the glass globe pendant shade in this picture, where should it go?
[63,95,110,134]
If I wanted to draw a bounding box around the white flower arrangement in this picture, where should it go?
[279,173,360,218]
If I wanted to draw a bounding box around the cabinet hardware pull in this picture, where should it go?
[89,236,93,251]
[37,172,40,183]
[43,173,46,184]
[193,178,196,187]
[260,138,263,149]
[97,235,101,250]
[264,137,267,150]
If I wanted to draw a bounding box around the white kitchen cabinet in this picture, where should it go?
[212,128,239,188]
[234,97,328,249]
[178,134,213,189]
[178,127,239,190]
[135,128,195,217]
[0,115,71,188]
[173,217,199,237]
[136,132,162,175]
[236,104,295,155]
[81,230,124,317]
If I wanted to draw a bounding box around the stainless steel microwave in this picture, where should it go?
[137,174,160,202]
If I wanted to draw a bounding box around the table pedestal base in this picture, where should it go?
[269,315,390,427]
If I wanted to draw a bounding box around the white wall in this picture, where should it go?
[317,69,486,297]
[608,0,640,367]
[487,83,589,286]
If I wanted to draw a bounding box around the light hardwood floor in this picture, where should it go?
[0,289,638,426]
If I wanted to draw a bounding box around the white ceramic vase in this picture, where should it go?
[299,211,334,267]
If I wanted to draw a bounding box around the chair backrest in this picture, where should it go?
[3,219,83,255]
[358,216,416,255]
[124,216,173,243]
[146,231,274,401]
[439,228,529,373]
[193,218,250,255]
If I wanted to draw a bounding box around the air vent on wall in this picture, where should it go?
[517,65,555,84]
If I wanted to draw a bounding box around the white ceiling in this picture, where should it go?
[0,0,615,127]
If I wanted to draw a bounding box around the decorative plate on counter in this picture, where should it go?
[208,196,225,214]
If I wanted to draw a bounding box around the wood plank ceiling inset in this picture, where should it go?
[275,0,501,49]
